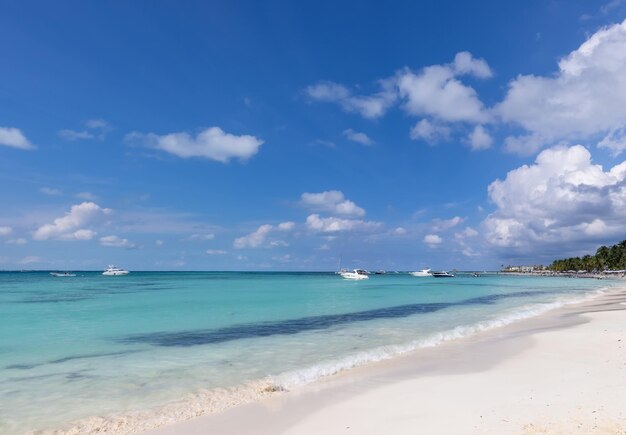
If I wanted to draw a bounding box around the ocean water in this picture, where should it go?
[0,271,617,433]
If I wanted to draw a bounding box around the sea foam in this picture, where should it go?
[44,286,614,435]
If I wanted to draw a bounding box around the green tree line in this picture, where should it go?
[550,240,626,272]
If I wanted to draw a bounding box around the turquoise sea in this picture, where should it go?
[0,271,617,433]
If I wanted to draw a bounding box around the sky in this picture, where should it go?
[2,0,626,271]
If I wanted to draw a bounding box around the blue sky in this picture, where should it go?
[2,0,626,271]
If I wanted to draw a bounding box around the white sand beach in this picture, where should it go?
[145,287,626,435]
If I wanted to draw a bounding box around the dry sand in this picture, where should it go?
[144,288,626,434]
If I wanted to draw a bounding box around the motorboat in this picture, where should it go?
[50,272,76,277]
[339,269,369,280]
[432,271,455,278]
[410,268,432,277]
[102,265,130,276]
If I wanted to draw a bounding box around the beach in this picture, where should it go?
[146,286,626,435]
[2,273,623,434]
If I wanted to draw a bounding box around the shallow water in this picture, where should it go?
[0,271,616,433]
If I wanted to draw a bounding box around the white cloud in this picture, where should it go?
[484,144,626,251]
[206,249,227,255]
[343,129,373,145]
[452,51,493,78]
[58,130,95,141]
[0,126,35,150]
[0,226,12,236]
[33,202,111,241]
[58,119,110,141]
[300,190,365,217]
[127,127,263,163]
[409,119,451,144]
[392,226,408,235]
[454,227,479,241]
[454,227,480,257]
[277,221,295,231]
[396,63,489,123]
[598,127,626,155]
[497,19,626,153]
[234,222,294,249]
[431,216,464,232]
[306,52,491,125]
[305,80,397,119]
[306,214,383,233]
[423,234,442,247]
[502,134,545,156]
[72,229,97,240]
[155,240,164,246]
[467,125,493,150]
[40,187,62,196]
[268,240,289,247]
[6,238,27,245]
[100,235,137,249]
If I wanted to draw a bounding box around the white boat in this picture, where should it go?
[339,269,369,280]
[102,265,130,276]
[50,272,76,277]
[410,268,432,277]
[432,271,455,278]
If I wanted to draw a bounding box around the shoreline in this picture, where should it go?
[37,284,625,434]
[143,286,626,435]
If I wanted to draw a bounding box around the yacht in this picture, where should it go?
[102,265,130,276]
[432,271,455,278]
[410,268,432,277]
[339,269,369,280]
[50,272,76,277]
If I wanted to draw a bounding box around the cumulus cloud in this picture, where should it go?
[484,145,626,252]
[277,221,295,231]
[343,129,374,145]
[300,190,365,217]
[206,249,228,255]
[452,51,493,78]
[306,52,491,126]
[410,119,451,144]
[306,214,383,233]
[423,234,442,247]
[33,202,111,241]
[467,125,493,150]
[497,19,626,154]
[396,63,490,123]
[100,235,137,249]
[431,216,464,232]
[305,80,397,119]
[0,126,35,150]
[234,222,294,249]
[0,226,12,236]
[127,127,263,163]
